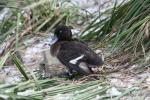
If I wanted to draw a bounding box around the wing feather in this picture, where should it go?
[57,41,103,66]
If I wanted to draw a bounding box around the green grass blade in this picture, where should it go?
[0,52,10,69]
[11,54,29,80]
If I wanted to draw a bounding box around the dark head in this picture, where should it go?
[54,25,72,41]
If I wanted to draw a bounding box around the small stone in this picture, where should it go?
[106,87,122,96]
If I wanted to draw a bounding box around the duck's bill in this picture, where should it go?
[49,35,58,45]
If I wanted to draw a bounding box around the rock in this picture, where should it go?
[106,87,122,96]
[0,8,12,23]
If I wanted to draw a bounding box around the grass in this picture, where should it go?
[0,52,10,69]
[0,0,149,100]
[81,0,150,69]
[0,79,140,100]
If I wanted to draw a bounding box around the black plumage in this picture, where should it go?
[50,25,103,75]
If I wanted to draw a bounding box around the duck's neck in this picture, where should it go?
[57,38,73,41]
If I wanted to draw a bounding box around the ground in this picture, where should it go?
[0,35,149,99]
[0,0,149,99]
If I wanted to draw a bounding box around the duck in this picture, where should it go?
[50,25,104,76]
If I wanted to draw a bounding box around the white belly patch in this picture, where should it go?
[69,55,84,64]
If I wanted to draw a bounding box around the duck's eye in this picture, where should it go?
[59,30,62,33]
